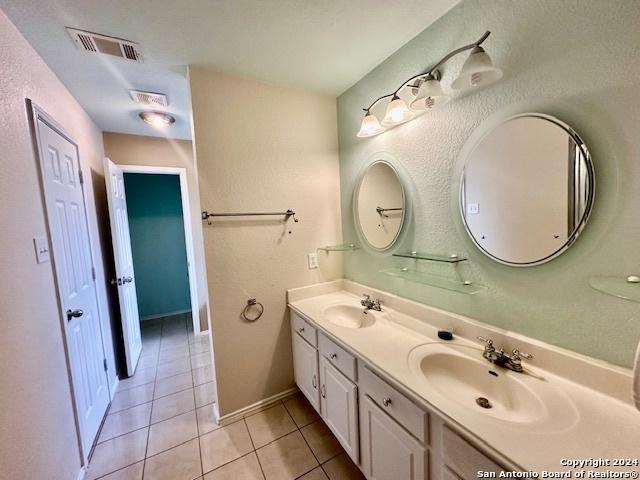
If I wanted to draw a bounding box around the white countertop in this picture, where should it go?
[288,282,640,473]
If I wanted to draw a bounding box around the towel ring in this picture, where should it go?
[242,298,264,322]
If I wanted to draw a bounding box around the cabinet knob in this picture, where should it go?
[330,353,337,360]
[321,385,326,398]
[299,327,305,333]
[382,397,392,407]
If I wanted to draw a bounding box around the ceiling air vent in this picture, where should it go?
[66,27,143,62]
[129,90,169,108]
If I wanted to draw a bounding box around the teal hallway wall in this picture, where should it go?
[124,173,191,319]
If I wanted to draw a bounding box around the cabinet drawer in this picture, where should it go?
[291,311,317,347]
[360,364,428,443]
[443,427,505,479]
[318,333,357,381]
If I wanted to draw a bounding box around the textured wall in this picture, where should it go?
[103,133,210,332]
[338,0,640,368]
[124,173,191,319]
[0,9,116,479]
[189,67,343,415]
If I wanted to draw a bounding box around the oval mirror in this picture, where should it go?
[460,114,594,266]
[355,160,406,251]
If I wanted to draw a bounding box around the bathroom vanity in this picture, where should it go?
[288,280,640,480]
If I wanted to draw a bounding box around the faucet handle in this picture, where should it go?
[477,336,493,346]
[512,349,533,360]
[362,293,370,299]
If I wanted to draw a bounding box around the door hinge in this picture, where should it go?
[103,358,108,372]
[79,169,84,184]
[91,267,96,281]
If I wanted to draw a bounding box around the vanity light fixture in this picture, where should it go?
[382,95,414,127]
[139,110,175,128]
[357,31,502,138]
[357,109,386,137]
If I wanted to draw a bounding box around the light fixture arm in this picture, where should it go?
[361,31,492,113]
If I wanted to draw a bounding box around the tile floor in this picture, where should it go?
[87,313,365,480]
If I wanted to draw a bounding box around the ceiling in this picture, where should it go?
[0,0,459,140]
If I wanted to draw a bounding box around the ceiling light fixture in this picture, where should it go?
[139,111,175,128]
[357,31,502,138]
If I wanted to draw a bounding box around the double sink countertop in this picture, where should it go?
[287,280,640,474]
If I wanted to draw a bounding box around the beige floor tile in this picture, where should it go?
[86,428,148,479]
[203,452,264,480]
[283,393,320,428]
[194,381,217,408]
[190,352,212,369]
[189,341,210,355]
[137,355,159,370]
[151,388,195,423]
[118,367,157,391]
[298,468,328,480]
[301,420,342,463]
[99,402,152,443]
[111,384,155,414]
[322,453,365,480]
[200,420,254,473]
[196,404,220,435]
[156,357,192,380]
[143,438,202,480]
[147,410,198,456]
[192,365,214,386]
[97,462,144,480]
[154,372,193,399]
[245,404,297,448]
[256,431,318,480]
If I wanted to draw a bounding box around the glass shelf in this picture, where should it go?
[380,268,486,294]
[588,276,640,303]
[392,251,467,263]
[317,243,359,252]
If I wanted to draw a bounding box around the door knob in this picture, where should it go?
[66,309,84,321]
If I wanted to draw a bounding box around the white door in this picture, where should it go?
[360,395,426,480]
[104,159,142,376]
[292,331,320,411]
[34,111,110,457]
[319,356,359,463]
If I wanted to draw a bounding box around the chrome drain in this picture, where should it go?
[476,397,492,409]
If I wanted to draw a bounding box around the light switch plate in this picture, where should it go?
[307,252,318,270]
[467,203,479,215]
[33,236,50,264]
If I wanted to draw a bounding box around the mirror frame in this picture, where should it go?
[459,113,595,267]
[353,156,408,253]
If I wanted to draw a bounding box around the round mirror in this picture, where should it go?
[460,114,594,266]
[355,160,406,251]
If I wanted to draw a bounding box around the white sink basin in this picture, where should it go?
[322,304,378,329]
[407,343,578,432]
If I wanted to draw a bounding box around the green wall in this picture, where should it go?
[124,173,191,319]
[337,0,640,368]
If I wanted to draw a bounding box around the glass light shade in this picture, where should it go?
[139,111,175,128]
[451,46,503,91]
[357,112,385,137]
[381,96,414,126]
[409,78,451,111]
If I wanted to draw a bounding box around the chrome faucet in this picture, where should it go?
[361,294,382,312]
[477,336,533,373]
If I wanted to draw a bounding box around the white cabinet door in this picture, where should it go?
[360,394,427,480]
[293,332,320,411]
[319,356,359,463]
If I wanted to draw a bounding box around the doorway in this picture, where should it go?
[106,164,201,376]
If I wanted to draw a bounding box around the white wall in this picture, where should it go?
[0,10,116,478]
[189,67,343,416]
[103,133,210,332]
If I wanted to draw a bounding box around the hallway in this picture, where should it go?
[86,314,363,480]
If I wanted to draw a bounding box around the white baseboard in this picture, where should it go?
[109,375,119,401]
[76,466,86,480]
[217,387,299,426]
[140,309,191,321]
